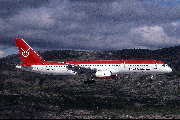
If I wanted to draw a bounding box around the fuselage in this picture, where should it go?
[17,60,172,77]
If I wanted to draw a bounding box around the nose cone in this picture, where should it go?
[167,67,172,73]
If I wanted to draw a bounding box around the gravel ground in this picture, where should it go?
[0,71,180,119]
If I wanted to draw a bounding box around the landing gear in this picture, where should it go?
[151,75,154,80]
[84,78,96,84]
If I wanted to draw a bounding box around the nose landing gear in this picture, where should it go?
[84,78,96,84]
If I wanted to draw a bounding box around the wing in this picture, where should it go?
[60,62,97,77]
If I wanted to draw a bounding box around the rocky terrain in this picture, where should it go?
[0,47,180,119]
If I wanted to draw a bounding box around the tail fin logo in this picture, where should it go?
[21,48,30,57]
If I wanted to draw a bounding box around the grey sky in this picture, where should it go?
[0,0,180,58]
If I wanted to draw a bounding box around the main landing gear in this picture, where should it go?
[84,78,96,84]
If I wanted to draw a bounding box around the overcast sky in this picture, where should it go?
[0,0,180,58]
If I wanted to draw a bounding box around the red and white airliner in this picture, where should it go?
[15,38,172,84]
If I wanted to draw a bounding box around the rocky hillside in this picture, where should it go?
[0,46,180,119]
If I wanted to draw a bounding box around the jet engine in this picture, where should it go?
[95,70,117,79]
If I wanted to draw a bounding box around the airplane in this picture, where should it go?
[15,38,172,84]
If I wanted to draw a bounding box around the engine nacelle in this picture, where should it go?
[95,71,116,79]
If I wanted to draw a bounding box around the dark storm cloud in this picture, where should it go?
[0,0,180,58]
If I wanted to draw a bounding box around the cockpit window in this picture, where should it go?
[162,64,168,67]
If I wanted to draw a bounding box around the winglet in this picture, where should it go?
[15,38,45,66]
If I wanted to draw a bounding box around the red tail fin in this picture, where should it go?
[15,38,45,66]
